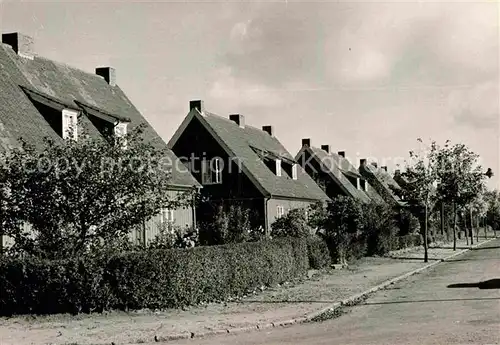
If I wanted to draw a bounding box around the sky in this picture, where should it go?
[1,0,499,188]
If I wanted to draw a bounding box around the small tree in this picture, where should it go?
[1,126,194,258]
[434,141,488,250]
[361,201,399,256]
[309,196,363,266]
[485,190,500,237]
[400,139,438,262]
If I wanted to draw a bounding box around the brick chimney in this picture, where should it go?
[381,166,388,172]
[321,145,330,153]
[338,151,345,158]
[371,162,378,168]
[360,158,367,166]
[302,138,311,147]
[262,125,274,136]
[2,32,34,59]
[96,67,116,86]
[230,114,245,128]
[395,169,401,175]
[189,100,205,114]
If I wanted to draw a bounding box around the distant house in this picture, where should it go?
[168,100,330,234]
[358,160,406,208]
[393,169,411,190]
[296,140,384,204]
[0,32,200,249]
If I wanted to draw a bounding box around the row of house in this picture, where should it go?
[0,33,407,246]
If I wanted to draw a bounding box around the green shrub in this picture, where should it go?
[362,202,399,256]
[306,236,330,269]
[198,203,256,245]
[0,238,307,316]
[397,234,422,249]
[271,208,312,238]
[346,233,368,261]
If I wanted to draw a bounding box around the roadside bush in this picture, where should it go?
[397,234,422,249]
[0,237,307,316]
[362,202,399,256]
[306,236,330,269]
[397,209,421,235]
[309,197,363,265]
[271,208,311,238]
[198,203,256,245]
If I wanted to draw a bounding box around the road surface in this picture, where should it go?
[171,239,500,345]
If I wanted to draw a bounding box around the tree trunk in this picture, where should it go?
[475,214,479,243]
[441,201,445,236]
[424,204,428,263]
[484,217,488,239]
[464,214,469,246]
[453,202,457,251]
[470,208,474,246]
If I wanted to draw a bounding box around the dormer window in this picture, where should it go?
[276,159,282,177]
[114,122,128,149]
[114,122,127,137]
[62,109,78,141]
[360,179,369,192]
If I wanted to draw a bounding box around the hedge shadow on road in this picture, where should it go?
[447,279,500,290]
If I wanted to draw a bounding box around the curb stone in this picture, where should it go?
[135,238,496,344]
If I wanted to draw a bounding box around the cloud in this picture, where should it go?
[219,2,498,89]
[450,82,499,130]
[208,67,284,109]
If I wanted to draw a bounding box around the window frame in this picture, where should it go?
[62,109,78,141]
[276,205,285,218]
[275,159,282,177]
[201,158,223,185]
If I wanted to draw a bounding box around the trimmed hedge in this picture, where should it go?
[0,238,307,316]
[306,236,331,269]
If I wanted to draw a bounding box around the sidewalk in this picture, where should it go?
[0,236,495,345]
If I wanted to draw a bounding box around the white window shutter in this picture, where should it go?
[292,164,298,180]
[356,178,361,190]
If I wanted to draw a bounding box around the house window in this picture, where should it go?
[292,164,298,180]
[114,122,128,148]
[201,158,222,185]
[276,159,282,177]
[276,205,285,218]
[114,122,127,137]
[160,208,175,225]
[62,109,78,140]
[356,178,361,190]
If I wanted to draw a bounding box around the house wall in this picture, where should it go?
[0,191,194,251]
[266,198,317,231]
[129,189,195,246]
[171,117,265,227]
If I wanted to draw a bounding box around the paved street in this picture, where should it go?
[172,239,500,345]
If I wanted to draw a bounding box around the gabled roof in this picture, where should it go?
[359,163,406,207]
[169,108,329,202]
[0,41,199,188]
[333,153,362,178]
[296,145,372,203]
